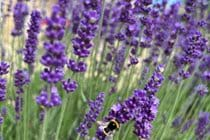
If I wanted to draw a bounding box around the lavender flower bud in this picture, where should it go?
[195,112,210,139]
[23,10,41,65]
[11,1,29,36]
[14,70,30,94]
[194,84,209,96]
[144,64,164,95]
[40,68,64,84]
[77,92,105,137]
[36,86,62,108]
[0,78,7,101]
[0,62,10,75]
[62,79,78,93]
[67,59,87,73]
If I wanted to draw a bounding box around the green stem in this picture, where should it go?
[55,95,69,140]
[23,88,28,140]
[76,135,80,140]
[160,82,183,139]
[41,111,48,140]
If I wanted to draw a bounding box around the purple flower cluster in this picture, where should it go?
[62,79,78,93]
[0,62,10,76]
[77,92,105,137]
[194,84,209,96]
[23,10,41,65]
[96,90,159,140]
[0,78,7,102]
[0,61,9,101]
[14,69,30,120]
[14,69,30,94]
[113,46,126,74]
[36,86,62,108]
[96,65,164,139]
[71,3,82,33]
[11,0,29,36]
[0,62,9,124]
[41,42,66,68]
[15,96,23,120]
[37,1,68,108]
[45,4,66,41]
[195,112,210,139]
[70,0,102,72]
[40,4,67,81]
[173,30,207,80]
[67,59,87,73]
[144,64,164,95]
[199,54,210,82]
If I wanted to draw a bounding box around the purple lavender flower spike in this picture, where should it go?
[96,89,160,140]
[71,4,82,33]
[194,84,209,96]
[23,10,41,65]
[50,86,62,107]
[36,90,49,107]
[67,59,87,73]
[15,96,23,120]
[41,42,67,68]
[0,61,9,103]
[0,62,10,75]
[62,79,78,93]
[113,46,126,74]
[14,69,30,94]
[77,92,105,137]
[11,1,29,36]
[144,64,164,95]
[41,68,64,84]
[133,90,159,139]
[36,86,62,108]
[37,0,68,110]
[195,112,210,139]
[45,4,66,41]
[70,0,102,72]
[202,71,210,81]
[0,78,7,101]
[96,65,164,139]
[0,116,3,125]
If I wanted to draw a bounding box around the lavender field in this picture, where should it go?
[0,0,209,140]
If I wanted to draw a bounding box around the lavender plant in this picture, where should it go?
[0,0,209,140]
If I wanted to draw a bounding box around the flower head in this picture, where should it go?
[77,92,105,137]
[23,10,41,65]
[195,112,210,139]
[36,86,62,108]
[62,79,78,93]
[194,84,209,96]
[14,69,30,94]
[11,1,29,36]
[0,62,10,75]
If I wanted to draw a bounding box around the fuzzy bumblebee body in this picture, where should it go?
[97,119,120,136]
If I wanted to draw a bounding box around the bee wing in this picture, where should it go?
[96,121,108,126]
[106,134,114,140]
[96,121,104,125]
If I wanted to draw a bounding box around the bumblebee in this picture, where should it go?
[97,119,120,136]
